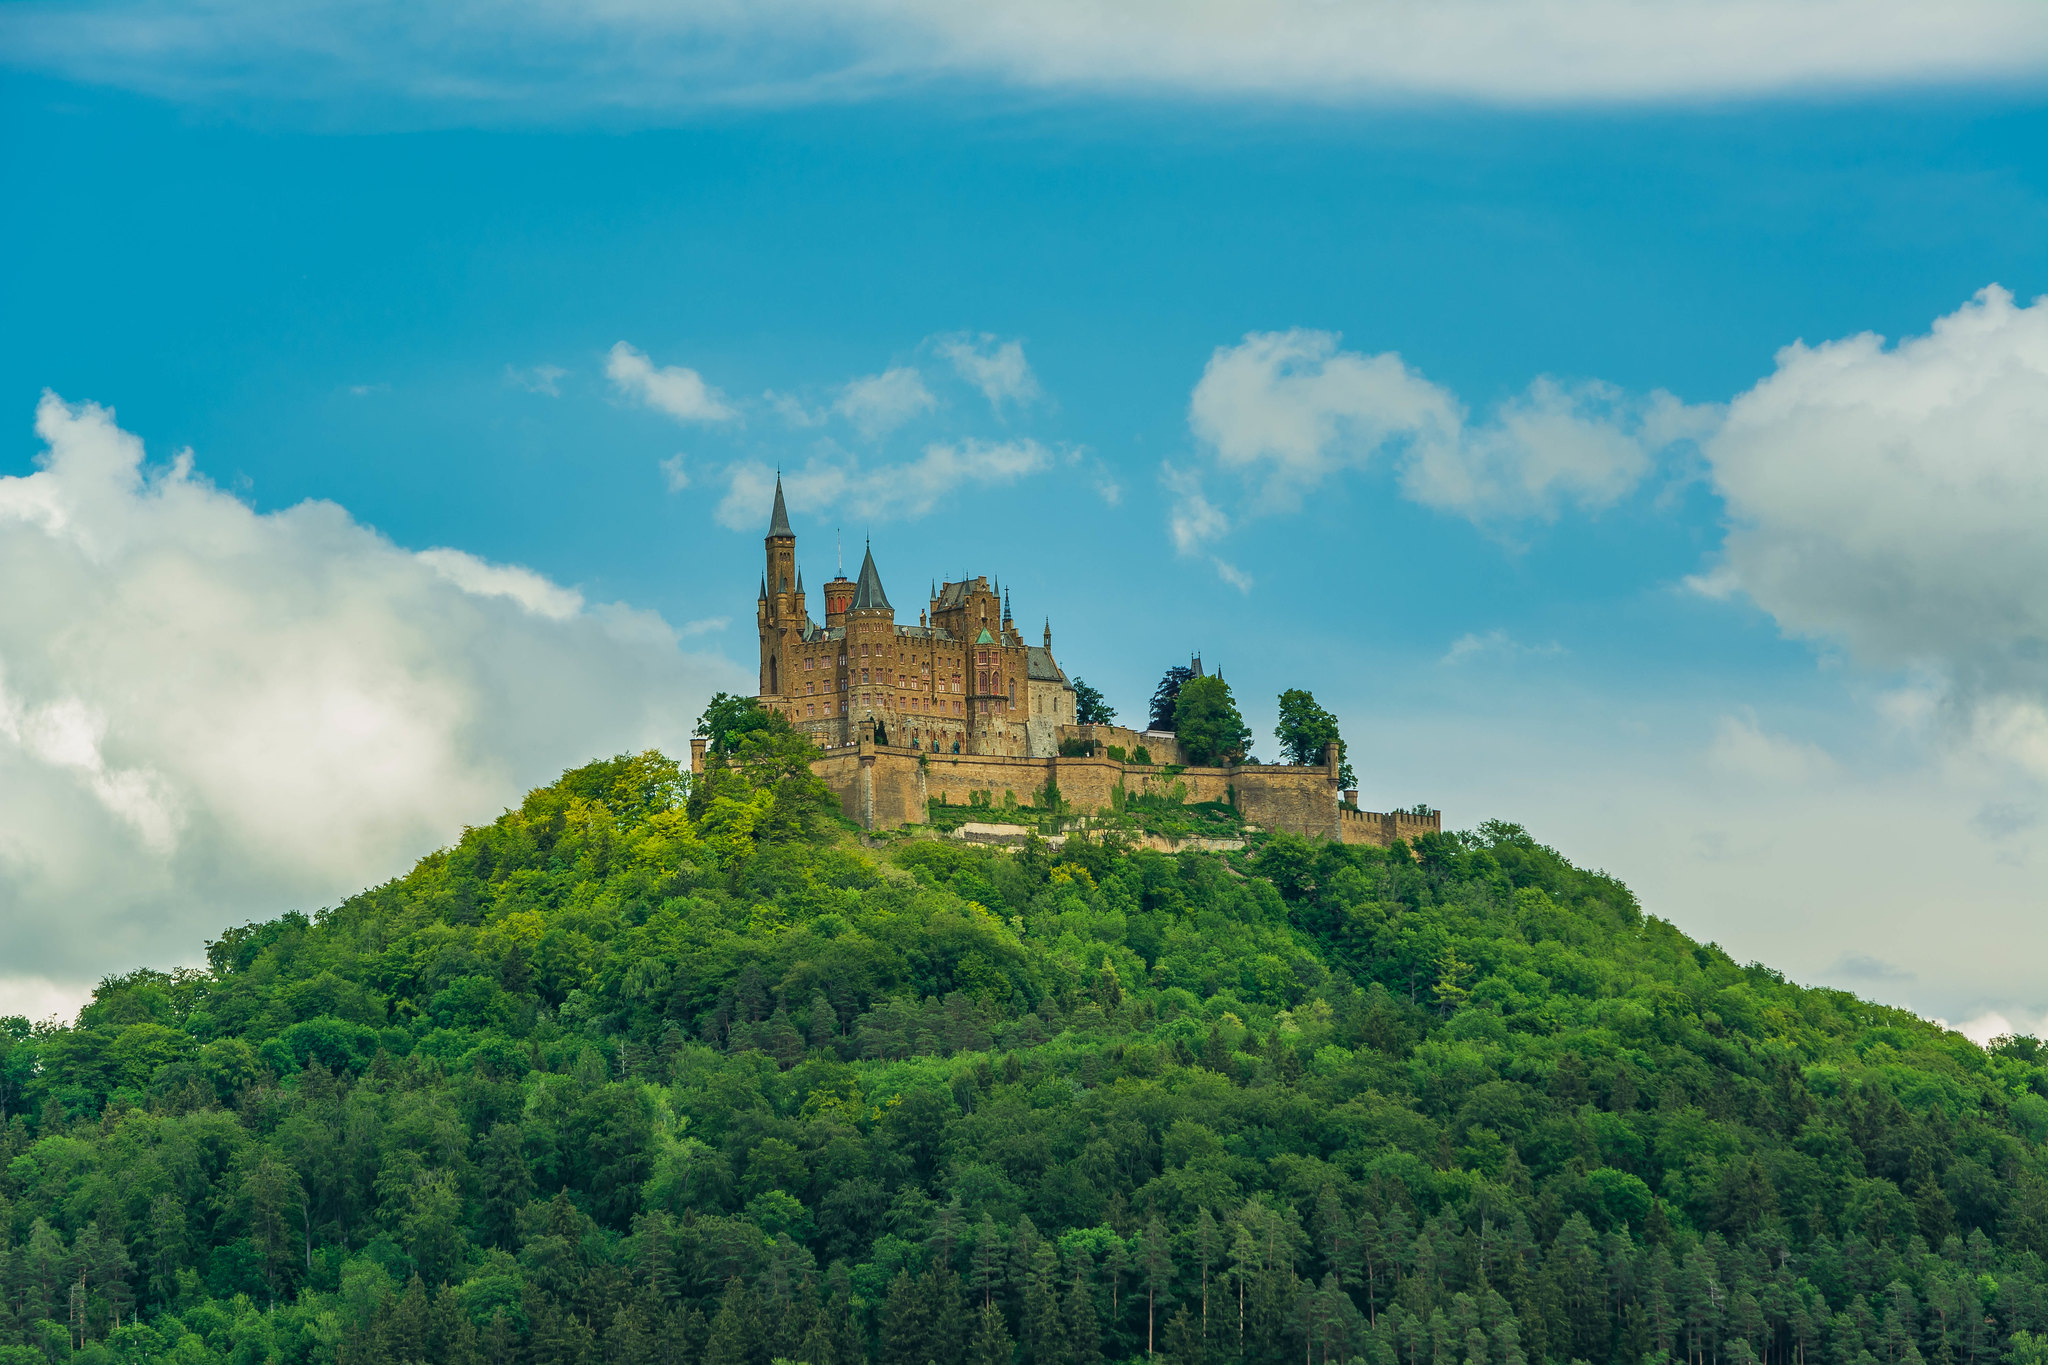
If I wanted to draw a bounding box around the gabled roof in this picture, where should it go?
[851,543,891,611]
[975,628,995,644]
[767,476,793,538]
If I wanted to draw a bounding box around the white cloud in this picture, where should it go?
[660,453,691,492]
[715,438,1055,530]
[1701,286,2048,775]
[1401,378,1712,521]
[506,362,566,396]
[606,341,737,424]
[1187,329,1711,533]
[416,546,585,620]
[5,0,2041,119]
[1189,329,1454,508]
[0,394,740,996]
[936,335,1040,412]
[1706,712,1838,786]
[1160,464,1251,591]
[834,366,937,438]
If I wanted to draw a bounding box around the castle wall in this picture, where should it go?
[1235,765,1343,841]
[1055,724,1186,767]
[704,737,1437,849]
[1336,805,1444,847]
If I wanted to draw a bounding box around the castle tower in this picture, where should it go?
[759,476,796,696]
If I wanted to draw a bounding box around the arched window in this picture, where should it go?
[768,657,778,693]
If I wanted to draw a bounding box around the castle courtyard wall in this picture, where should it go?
[730,737,1438,848]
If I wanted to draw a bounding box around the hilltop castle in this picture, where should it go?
[753,476,1077,758]
[736,480,1440,848]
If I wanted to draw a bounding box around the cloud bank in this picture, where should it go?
[1700,286,2048,777]
[0,395,739,1011]
[5,0,2042,121]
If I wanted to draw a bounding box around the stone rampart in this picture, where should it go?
[697,735,1434,847]
[1336,805,1444,847]
[1055,724,1186,767]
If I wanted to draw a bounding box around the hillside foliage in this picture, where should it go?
[3,727,2047,1365]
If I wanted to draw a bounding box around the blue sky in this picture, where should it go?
[3,2,2048,1031]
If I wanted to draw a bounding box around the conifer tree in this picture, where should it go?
[1138,1213,1174,1358]
[706,1279,754,1365]
[878,1268,934,1365]
[1066,1267,1103,1365]
[971,1299,1017,1365]
[1162,1305,1204,1365]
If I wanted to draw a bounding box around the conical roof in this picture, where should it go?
[851,542,891,611]
[767,475,793,538]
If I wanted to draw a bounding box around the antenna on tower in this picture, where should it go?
[836,529,842,574]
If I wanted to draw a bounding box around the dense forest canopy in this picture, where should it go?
[3,716,2046,1365]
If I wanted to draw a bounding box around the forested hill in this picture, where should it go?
[5,720,2047,1365]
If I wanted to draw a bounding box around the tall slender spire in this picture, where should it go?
[768,473,793,538]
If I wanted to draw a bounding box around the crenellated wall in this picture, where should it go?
[705,734,1436,847]
[1336,805,1443,847]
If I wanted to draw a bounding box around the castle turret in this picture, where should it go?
[760,477,797,697]
[849,542,891,617]
[764,475,797,625]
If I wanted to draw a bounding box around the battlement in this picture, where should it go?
[691,730,1434,847]
[1336,803,1443,848]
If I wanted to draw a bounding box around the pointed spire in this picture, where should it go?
[851,539,891,611]
[758,575,768,602]
[767,473,793,538]
[796,566,805,594]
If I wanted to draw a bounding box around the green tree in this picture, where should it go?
[1173,675,1251,766]
[1072,678,1116,726]
[971,1299,1016,1365]
[1149,664,1195,731]
[1274,687,1354,786]
[698,692,778,755]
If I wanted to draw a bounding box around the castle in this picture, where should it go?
[729,479,1440,848]
[752,476,1077,758]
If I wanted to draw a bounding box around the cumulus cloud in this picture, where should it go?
[659,454,691,492]
[606,342,736,424]
[1700,286,2048,775]
[936,335,1040,412]
[3,0,2041,121]
[715,438,1055,530]
[0,394,740,1008]
[834,366,937,438]
[1183,329,1711,549]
